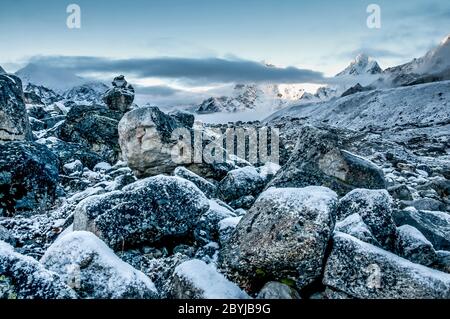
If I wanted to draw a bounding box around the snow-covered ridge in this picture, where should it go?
[266,80,450,131]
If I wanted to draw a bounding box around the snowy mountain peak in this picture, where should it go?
[0,65,5,74]
[441,34,450,45]
[336,54,382,77]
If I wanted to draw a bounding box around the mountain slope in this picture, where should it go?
[382,35,450,86]
[266,80,450,132]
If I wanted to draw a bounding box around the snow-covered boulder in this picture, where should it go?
[40,231,158,299]
[335,213,379,246]
[174,167,217,198]
[267,125,386,196]
[256,282,301,299]
[102,75,135,113]
[393,208,450,251]
[337,189,397,250]
[220,186,337,290]
[195,199,236,245]
[0,74,33,142]
[73,175,209,250]
[171,259,249,299]
[0,241,77,299]
[395,225,437,266]
[218,166,266,202]
[323,232,450,299]
[0,141,59,216]
[93,162,112,173]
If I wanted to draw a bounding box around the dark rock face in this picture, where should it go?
[0,74,33,142]
[73,175,209,250]
[58,104,122,164]
[37,137,103,171]
[220,186,337,291]
[0,241,77,299]
[102,75,135,113]
[337,189,397,250]
[268,126,386,196]
[393,208,450,251]
[0,141,59,216]
[323,232,450,299]
[388,184,413,201]
[341,83,371,97]
[395,225,437,266]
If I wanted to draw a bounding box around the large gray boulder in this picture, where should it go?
[337,189,397,250]
[0,241,77,299]
[267,125,386,196]
[0,74,32,142]
[323,232,450,299]
[118,107,186,177]
[0,141,59,216]
[220,186,337,290]
[393,208,450,251]
[102,75,135,113]
[73,175,209,250]
[40,231,158,299]
[170,259,249,299]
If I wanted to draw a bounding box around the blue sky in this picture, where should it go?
[1,0,449,96]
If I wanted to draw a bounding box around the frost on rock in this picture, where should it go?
[393,208,450,251]
[171,259,250,299]
[220,186,337,291]
[395,225,437,266]
[335,213,379,246]
[0,241,77,299]
[218,166,266,202]
[73,175,209,250]
[174,166,218,198]
[218,216,243,246]
[337,189,397,250]
[324,232,450,299]
[40,231,158,299]
[195,199,237,245]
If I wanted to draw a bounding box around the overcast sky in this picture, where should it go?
[1,0,449,102]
